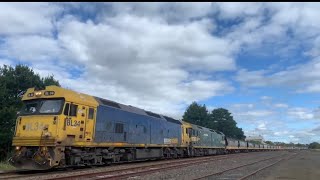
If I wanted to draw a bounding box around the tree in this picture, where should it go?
[295,143,305,147]
[308,142,320,149]
[182,103,246,140]
[0,64,60,160]
[265,141,275,145]
[234,127,246,140]
[182,102,209,127]
[268,141,307,148]
[208,108,246,140]
[42,75,60,89]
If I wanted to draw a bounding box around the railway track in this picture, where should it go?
[44,152,272,180]
[0,152,254,180]
[0,151,289,180]
[0,168,73,180]
[238,152,298,180]
[195,152,298,180]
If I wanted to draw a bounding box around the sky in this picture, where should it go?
[1,2,320,144]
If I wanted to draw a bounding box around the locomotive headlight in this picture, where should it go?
[44,91,55,96]
[35,91,42,97]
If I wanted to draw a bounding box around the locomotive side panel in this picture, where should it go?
[94,105,182,146]
[211,131,225,148]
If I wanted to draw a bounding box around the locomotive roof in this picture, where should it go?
[22,85,99,107]
[182,121,225,136]
[22,85,182,125]
[94,96,182,125]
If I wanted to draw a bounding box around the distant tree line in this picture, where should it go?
[265,141,314,148]
[0,64,60,160]
[182,102,246,140]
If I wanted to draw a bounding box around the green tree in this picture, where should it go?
[182,102,209,127]
[265,141,275,145]
[42,75,60,88]
[308,142,320,149]
[0,64,60,160]
[234,127,246,140]
[208,108,246,140]
[295,143,305,147]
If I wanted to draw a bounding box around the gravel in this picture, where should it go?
[139,151,290,180]
[245,150,320,180]
[4,153,247,180]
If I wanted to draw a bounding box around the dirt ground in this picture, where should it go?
[253,150,320,180]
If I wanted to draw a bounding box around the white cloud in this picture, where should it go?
[306,36,320,57]
[274,131,289,136]
[236,58,320,93]
[260,96,272,101]
[0,3,61,36]
[216,2,265,19]
[227,97,319,143]
[0,58,14,67]
[232,103,254,109]
[229,102,275,125]
[313,109,320,120]
[110,2,215,23]
[229,3,320,95]
[311,126,320,134]
[299,81,320,93]
[288,107,315,120]
[0,3,237,120]
[274,103,288,108]
[52,13,238,119]
[257,122,267,130]
[207,106,217,112]
[285,129,318,144]
[237,110,274,117]
[0,35,62,61]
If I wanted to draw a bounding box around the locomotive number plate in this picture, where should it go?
[25,122,45,131]
[66,119,81,127]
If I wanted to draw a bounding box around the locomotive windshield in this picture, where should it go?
[20,98,64,115]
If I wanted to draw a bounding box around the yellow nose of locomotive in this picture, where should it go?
[10,87,63,169]
[10,85,99,170]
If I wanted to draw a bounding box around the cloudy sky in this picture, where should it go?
[1,2,320,144]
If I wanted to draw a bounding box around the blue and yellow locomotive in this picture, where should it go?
[9,86,226,169]
[9,85,287,170]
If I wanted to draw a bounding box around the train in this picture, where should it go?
[9,85,299,170]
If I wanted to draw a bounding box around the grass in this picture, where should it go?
[0,161,15,171]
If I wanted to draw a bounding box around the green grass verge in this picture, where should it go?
[0,161,15,170]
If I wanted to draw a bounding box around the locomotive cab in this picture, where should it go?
[9,86,98,170]
[15,97,64,141]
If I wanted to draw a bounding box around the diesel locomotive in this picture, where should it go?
[9,85,288,170]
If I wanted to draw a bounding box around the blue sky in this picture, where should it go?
[1,2,320,144]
